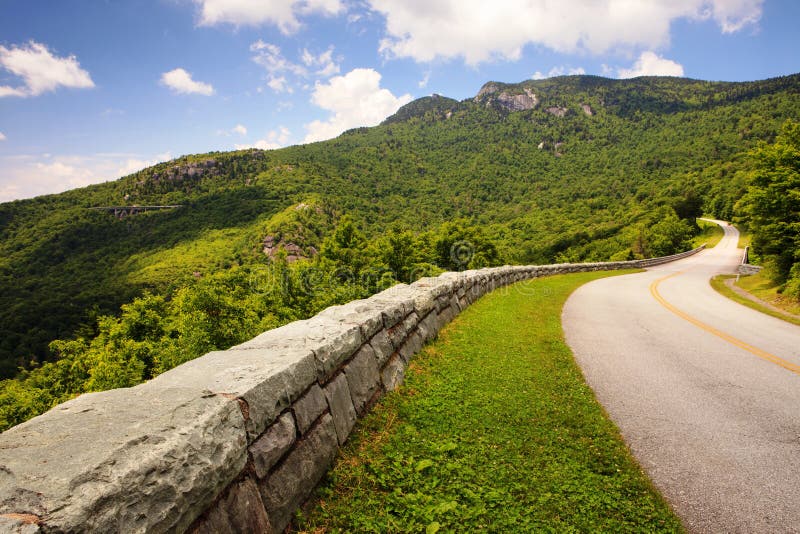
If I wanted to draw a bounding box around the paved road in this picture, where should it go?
[563,222,800,533]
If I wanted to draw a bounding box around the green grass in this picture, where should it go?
[692,219,724,248]
[711,274,800,326]
[295,271,683,533]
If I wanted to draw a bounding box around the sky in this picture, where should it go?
[0,0,798,202]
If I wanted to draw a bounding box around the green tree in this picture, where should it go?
[738,120,800,288]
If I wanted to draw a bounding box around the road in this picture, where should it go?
[563,222,800,533]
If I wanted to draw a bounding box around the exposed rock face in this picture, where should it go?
[475,83,539,112]
[546,106,568,117]
[495,88,539,111]
[581,104,594,116]
[149,159,218,183]
[475,82,501,99]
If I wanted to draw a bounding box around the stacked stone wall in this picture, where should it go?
[0,246,704,533]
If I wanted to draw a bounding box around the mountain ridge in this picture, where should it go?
[0,72,798,392]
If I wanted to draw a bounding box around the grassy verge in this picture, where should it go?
[693,219,724,248]
[295,271,683,533]
[711,274,800,326]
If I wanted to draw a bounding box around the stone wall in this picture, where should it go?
[0,246,704,533]
[737,246,763,275]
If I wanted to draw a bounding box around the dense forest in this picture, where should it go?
[1,73,799,430]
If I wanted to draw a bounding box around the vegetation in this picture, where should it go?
[736,119,800,299]
[710,274,800,325]
[295,272,683,533]
[2,73,800,430]
[692,219,725,248]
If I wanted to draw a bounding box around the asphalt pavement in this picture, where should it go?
[563,222,800,533]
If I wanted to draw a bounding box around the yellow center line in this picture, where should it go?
[650,271,800,375]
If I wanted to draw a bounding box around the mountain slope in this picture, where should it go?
[1,73,799,381]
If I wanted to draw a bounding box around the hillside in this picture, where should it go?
[1,74,799,426]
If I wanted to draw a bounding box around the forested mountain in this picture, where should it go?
[1,73,799,429]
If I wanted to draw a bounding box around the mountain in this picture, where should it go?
[1,73,799,427]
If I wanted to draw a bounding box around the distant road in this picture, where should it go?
[563,221,800,533]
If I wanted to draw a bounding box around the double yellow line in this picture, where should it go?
[650,272,800,375]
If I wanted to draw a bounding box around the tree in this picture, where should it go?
[738,120,800,287]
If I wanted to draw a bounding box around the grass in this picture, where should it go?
[711,274,800,326]
[692,219,724,248]
[294,271,683,533]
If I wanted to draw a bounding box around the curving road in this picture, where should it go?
[563,221,800,533]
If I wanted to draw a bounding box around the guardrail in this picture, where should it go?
[738,246,763,275]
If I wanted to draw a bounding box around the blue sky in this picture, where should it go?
[0,0,798,202]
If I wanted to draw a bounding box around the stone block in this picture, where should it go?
[410,276,454,298]
[381,353,406,392]
[398,329,424,363]
[0,384,247,533]
[368,329,394,368]
[233,318,364,384]
[323,374,357,445]
[292,384,327,435]
[436,305,456,330]
[260,414,338,533]
[417,310,439,343]
[317,299,385,340]
[404,286,437,316]
[344,345,381,414]
[191,478,271,534]
[250,412,296,479]
[153,346,316,441]
[369,285,416,328]
[387,312,420,349]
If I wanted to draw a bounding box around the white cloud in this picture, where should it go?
[301,47,340,77]
[368,0,763,65]
[115,152,173,177]
[267,76,292,93]
[617,51,685,78]
[194,0,343,33]
[418,71,431,88]
[304,68,412,143]
[532,66,586,80]
[251,40,306,76]
[217,124,248,136]
[712,0,764,32]
[0,132,6,141]
[160,68,215,95]
[235,126,291,150]
[251,41,341,93]
[0,41,94,98]
[0,152,172,202]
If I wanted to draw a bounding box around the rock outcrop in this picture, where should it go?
[475,83,539,112]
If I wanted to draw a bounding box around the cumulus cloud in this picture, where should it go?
[532,66,586,80]
[160,68,215,95]
[617,51,685,78]
[368,0,763,64]
[0,152,172,202]
[235,126,291,150]
[0,41,94,97]
[0,132,6,141]
[194,0,343,33]
[304,68,412,143]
